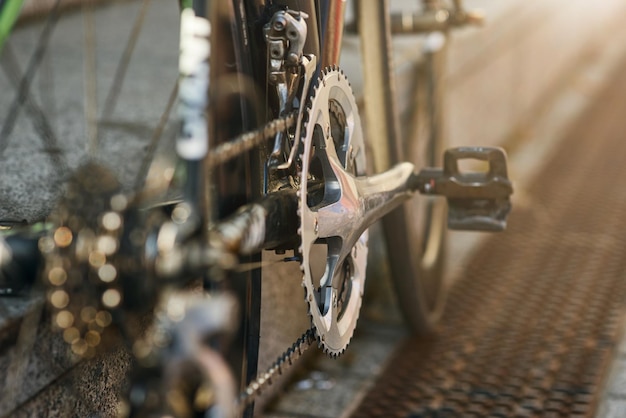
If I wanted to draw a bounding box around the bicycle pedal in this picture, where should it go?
[415,147,513,231]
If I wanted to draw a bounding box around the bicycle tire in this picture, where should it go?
[385,36,449,335]
[208,1,265,416]
[358,1,448,335]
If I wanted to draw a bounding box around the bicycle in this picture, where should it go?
[0,0,512,417]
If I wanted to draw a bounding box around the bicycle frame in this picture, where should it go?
[190,0,508,392]
[0,2,511,416]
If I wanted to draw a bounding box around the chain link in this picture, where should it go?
[208,112,297,167]
[239,328,316,409]
[207,90,315,410]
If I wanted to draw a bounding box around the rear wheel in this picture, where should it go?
[0,1,180,416]
[384,34,449,334]
[358,2,449,335]
[208,1,266,416]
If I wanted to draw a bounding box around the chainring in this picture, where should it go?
[298,67,368,356]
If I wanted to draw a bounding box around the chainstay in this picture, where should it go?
[239,328,316,409]
[208,112,297,167]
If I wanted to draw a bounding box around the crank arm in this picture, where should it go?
[193,161,416,269]
[186,147,511,276]
[312,147,512,265]
[312,162,416,262]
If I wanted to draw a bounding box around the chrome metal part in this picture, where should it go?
[161,190,300,281]
[295,69,511,356]
[264,10,309,67]
[205,190,296,256]
[280,55,317,170]
[264,10,314,170]
[267,55,317,171]
[214,204,267,255]
[299,67,368,356]
[297,105,512,354]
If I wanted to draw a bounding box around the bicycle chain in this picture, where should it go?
[216,92,359,406]
[239,328,316,409]
[204,112,315,408]
[207,86,345,169]
[207,112,297,167]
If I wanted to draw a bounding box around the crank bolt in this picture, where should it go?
[273,17,286,31]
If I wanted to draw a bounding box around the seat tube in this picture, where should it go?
[319,0,347,67]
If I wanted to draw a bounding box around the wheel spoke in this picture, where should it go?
[82,1,98,156]
[0,42,68,176]
[0,0,61,155]
[101,0,152,120]
[133,81,178,191]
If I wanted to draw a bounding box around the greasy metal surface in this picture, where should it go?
[351,59,626,418]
